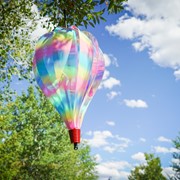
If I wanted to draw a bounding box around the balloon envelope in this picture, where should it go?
[33,26,105,144]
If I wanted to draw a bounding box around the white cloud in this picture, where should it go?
[162,167,176,179]
[106,121,115,126]
[100,53,121,91]
[102,70,110,80]
[103,141,130,153]
[94,154,102,163]
[126,0,180,20]
[86,131,113,148]
[30,4,49,40]
[131,152,146,162]
[171,158,179,164]
[108,54,119,67]
[86,131,93,136]
[31,23,48,40]
[106,0,180,79]
[123,99,148,108]
[174,69,180,80]
[103,53,119,67]
[85,130,131,153]
[103,146,116,153]
[157,136,171,143]
[153,146,180,153]
[103,53,111,67]
[115,136,131,144]
[153,146,169,153]
[97,161,131,180]
[101,77,121,89]
[107,91,121,100]
[139,138,146,142]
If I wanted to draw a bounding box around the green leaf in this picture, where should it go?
[107,1,114,12]
[100,16,106,21]
[0,86,98,179]
[89,21,95,27]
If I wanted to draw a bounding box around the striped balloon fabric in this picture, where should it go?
[33,26,105,148]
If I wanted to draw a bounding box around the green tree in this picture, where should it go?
[128,153,166,180]
[171,132,180,180]
[0,0,37,101]
[0,0,127,99]
[34,0,126,28]
[0,86,97,180]
[0,0,36,82]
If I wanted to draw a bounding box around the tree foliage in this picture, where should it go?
[171,132,180,180]
[128,153,166,180]
[0,0,37,101]
[0,0,36,80]
[0,0,127,100]
[0,86,97,180]
[34,0,126,28]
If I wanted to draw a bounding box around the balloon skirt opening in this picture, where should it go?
[69,129,80,150]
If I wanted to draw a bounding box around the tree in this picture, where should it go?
[128,153,166,180]
[171,132,180,180]
[0,0,127,100]
[0,0,36,83]
[0,86,97,180]
[34,0,126,28]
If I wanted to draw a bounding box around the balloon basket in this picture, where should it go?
[69,129,80,150]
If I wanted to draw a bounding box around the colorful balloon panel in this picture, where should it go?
[33,26,105,130]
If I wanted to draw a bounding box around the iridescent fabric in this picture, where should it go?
[33,26,105,130]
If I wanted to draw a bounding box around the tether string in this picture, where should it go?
[64,9,67,28]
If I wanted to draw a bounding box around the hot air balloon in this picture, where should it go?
[33,26,105,149]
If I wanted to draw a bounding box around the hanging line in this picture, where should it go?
[63,9,67,28]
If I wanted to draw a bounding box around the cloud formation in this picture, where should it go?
[139,138,146,142]
[157,136,171,143]
[101,77,121,89]
[31,5,49,40]
[107,91,121,100]
[85,130,131,153]
[174,69,180,80]
[100,53,121,90]
[97,161,131,180]
[123,99,148,108]
[106,121,115,126]
[103,53,112,67]
[106,0,180,79]
[131,152,146,162]
[153,146,180,153]
[86,130,113,148]
[162,167,176,179]
[94,154,102,163]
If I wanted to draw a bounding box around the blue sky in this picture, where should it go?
[11,0,180,179]
[80,0,180,179]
